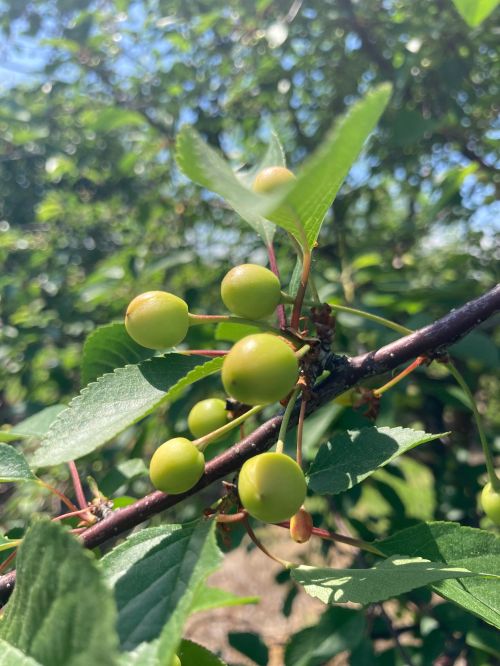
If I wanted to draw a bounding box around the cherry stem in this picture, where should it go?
[194,404,265,452]
[267,242,287,329]
[373,356,426,397]
[244,516,294,568]
[276,387,301,454]
[37,480,79,513]
[215,511,248,524]
[291,247,312,329]
[182,350,228,357]
[68,461,87,510]
[276,522,385,557]
[446,361,500,491]
[296,397,307,468]
[0,550,17,576]
[52,507,95,523]
[295,344,311,360]
[188,313,297,343]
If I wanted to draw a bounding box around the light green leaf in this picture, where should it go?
[284,607,365,666]
[215,321,261,342]
[32,355,224,467]
[451,0,499,26]
[267,83,392,247]
[190,586,259,614]
[378,522,500,629]
[89,107,146,132]
[0,641,41,666]
[0,520,118,666]
[292,555,477,606]
[0,406,66,443]
[82,322,153,386]
[176,127,288,243]
[102,522,222,651]
[307,426,446,495]
[0,444,36,483]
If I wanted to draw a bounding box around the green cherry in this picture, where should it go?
[481,482,500,525]
[221,263,282,320]
[238,452,307,523]
[252,166,295,193]
[187,398,228,439]
[125,291,189,350]
[172,656,181,666]
[149,437,205,494]
[221,333,299,405]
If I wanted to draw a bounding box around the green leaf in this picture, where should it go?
[178,639,228,666]
[215,321,262,342]
[377,522,500,629]
[284,607,365,666]
[306,426,446,495]
[0,520,118,666]
[228,633,268,666]
[0,406,66,443]
[0,444,36,483]
[176,126,279,243]
[190,585,259,614]
[82,322,153,386]
[31,355,223,467]
[451,0,499,26]
[266,83,392,247]
[87,107,146,132]
[292,555,477,606]
[237,131,286,188]
[466,627,500,658]
[0,641,41,666]
[101,522,222,651]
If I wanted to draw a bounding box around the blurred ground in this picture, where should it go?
[185,524,355,666]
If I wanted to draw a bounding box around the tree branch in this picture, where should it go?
[0,284,498,604]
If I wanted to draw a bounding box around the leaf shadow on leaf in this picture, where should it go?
[308,430,399,492]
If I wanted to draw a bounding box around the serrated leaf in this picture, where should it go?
[0,641,41,666]
[190,586,259,614]
[82,322,153,386]
[285,607,365,666]
[0,406,66,443]
[292,555,477,606]
[377,522,500,629]
[176,127,289,243]
[307,426,446,495]
[0,444,36,483]
[101,521,222,651]
[0,520,118,666]
[266,83,392,247]
[32,355,223,467]
[451,0,499,26]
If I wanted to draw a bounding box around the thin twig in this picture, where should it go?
[68,462,87,511]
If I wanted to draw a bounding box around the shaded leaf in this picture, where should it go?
[0,406,66,443]
[378,522,500,629]
[82,322,153,386]
[307,426,446,495]
[32,355,224,467]
[228,633,268,666]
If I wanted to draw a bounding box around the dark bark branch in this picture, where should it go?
[0,284,499,604]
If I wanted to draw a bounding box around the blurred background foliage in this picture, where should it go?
[0,0,499,662]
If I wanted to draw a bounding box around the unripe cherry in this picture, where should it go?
[149,437,205,494]
[221,333,299,406]
[481,482,500,525]
[221,264,281,320]
[289,506,314,543]
[253,166,295,193]
[125,291,189,350]
[172,656,181,666]
[238,452,307,523]
[187,398,228,439]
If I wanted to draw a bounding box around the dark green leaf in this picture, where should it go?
[228,632,268,666]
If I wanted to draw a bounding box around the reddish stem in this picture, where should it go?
[267,242,287,329]
[373,355,426,397]
[68,461,87,510]
[291,249,312,329]
[276,522,384,556]
[38,480,79,513]
[52,508,95,522]
[182,350,228,357]
[296,398,307,468]
[244,516,291,567]
[0,551,17,576]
